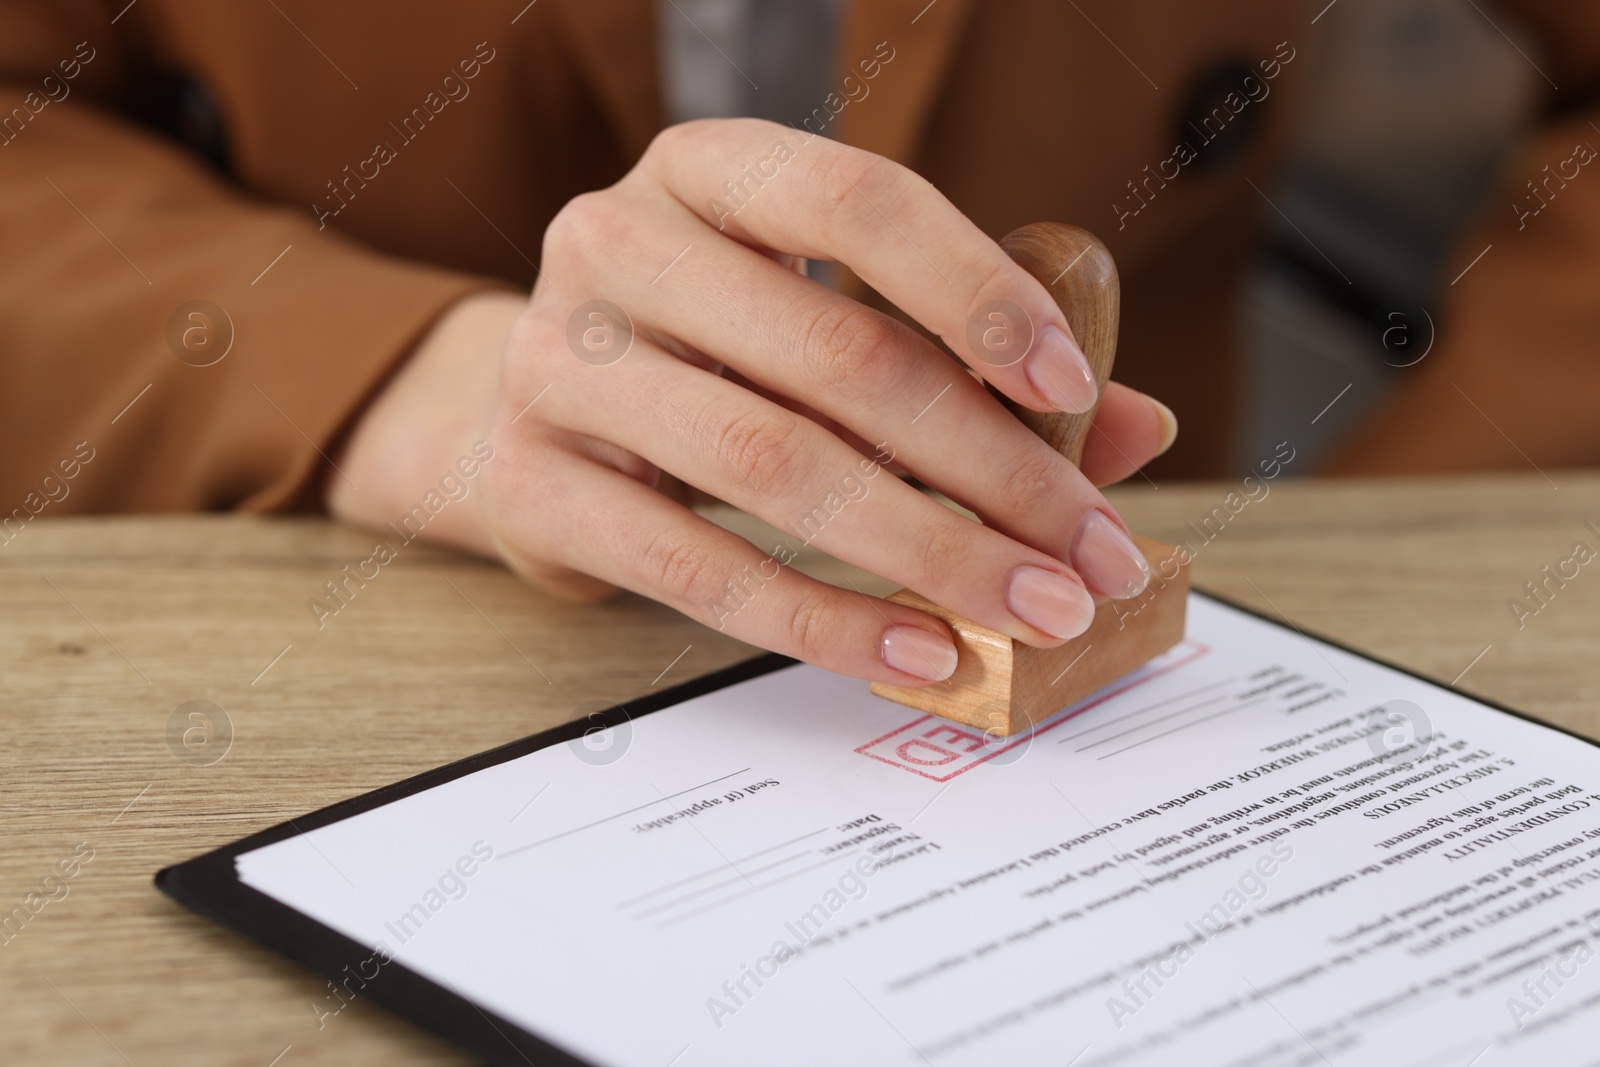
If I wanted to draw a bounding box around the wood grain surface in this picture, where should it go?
[4,472,1600,1065]
[995,222,1119,465]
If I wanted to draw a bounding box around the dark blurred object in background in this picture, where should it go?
[1243,0,1541,470]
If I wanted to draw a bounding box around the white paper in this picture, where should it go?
[238,594,1600,1066]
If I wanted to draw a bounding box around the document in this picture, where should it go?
[237,594,1600,1066]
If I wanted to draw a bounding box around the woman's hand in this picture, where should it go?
[332,119,1177,688]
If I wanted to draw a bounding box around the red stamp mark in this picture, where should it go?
[856,641,1210,782]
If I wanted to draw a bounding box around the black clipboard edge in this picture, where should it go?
[155,589,1600,1066]
[157,649,798,1067]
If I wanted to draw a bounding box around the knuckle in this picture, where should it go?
[640,529,722,605]
[542,190,613,264]
[783,589,836,664]
[504,307,557,361]
[642,120,701,166]
[712,408,807,497]
[646,119,776,175]
[914,518,972,582]
[643,123,687,161]
[802,303,902,392]
[502,309,577,387]
[812,148,898,217]
[997,449,1068,518]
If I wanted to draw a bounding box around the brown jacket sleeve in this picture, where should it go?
[1328,2,1600,474]
[0,1,499,516]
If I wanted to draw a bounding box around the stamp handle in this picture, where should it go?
[998,223,1120,467]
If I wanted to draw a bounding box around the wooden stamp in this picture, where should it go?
[870,223,1190,737]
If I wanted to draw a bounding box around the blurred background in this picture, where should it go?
[1240,0,1539,470]
[0,0,1578,522]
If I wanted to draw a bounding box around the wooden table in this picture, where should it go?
[5,473,1598,1066]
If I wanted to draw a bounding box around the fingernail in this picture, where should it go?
[1071,510,1151,600]
[1007,565,1096,640]
[1151,397,1179,456]
[1024,324,1097,414]
[881,624,958,681]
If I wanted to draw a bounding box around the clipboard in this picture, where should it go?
[157,649,792,1067]
[155,591,1600,1067]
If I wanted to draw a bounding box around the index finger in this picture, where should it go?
[639,119,1098,416]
